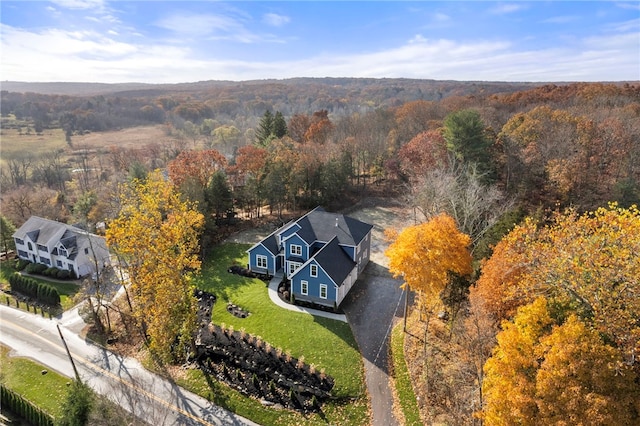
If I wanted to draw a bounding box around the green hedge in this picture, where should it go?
[1,384,54,426]
[21,262,76,280]
[8,273,61,306]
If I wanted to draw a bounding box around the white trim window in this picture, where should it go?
[301,280,309,295]
[256,255,268,269]
[319,284,328,299]
[288,261,302,276]
[310,264,318,277]
[290,244,302,256]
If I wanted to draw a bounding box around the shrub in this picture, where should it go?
[24,263,39,274]
[44,267,57,277]
[57,270,70,280]
[15,259,30,271]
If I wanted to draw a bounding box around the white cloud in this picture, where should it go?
[541,15,579,24]
[489,3,527,15]
[50,0,106,10]
[432,12,451,23]
[1,19,638,83]
[154,13,241,38]
[263,13,290,27]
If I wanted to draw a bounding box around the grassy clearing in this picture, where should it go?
[390,322,422,426]
[185,242,369,425]
[0,345,69,419]
[0,125,67,161]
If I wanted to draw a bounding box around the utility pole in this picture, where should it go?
[56,324,81,381]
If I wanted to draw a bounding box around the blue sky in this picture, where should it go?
[1,1,638,83]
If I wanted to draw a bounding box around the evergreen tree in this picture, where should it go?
[206,170,233,220]
[0,215,16,253]
[273,111,288,138]
[443,109,495,180]
[255,110,274,146]
[57,379,94,426]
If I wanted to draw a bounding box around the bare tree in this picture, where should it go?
[409,163,513,249]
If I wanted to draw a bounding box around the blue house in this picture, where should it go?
[247,207,374,308]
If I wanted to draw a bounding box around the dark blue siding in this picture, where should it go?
[283,234,309,261]
[291,261,337,305]
[247,244,275,274]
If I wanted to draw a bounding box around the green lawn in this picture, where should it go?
[0,345,69,419]
[0,261,81,312]
[184,242,370,425]
[390,323,422,425]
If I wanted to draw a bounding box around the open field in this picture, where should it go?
[0,127,67,160]
[71,125,176,150]
[0,123,175,170]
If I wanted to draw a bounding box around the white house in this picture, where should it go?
[13,216,110,278]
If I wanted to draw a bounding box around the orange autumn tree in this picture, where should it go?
[385,213,473,315]
[167,149,227,189]
[474,203,640,365]
[106,171,204,362]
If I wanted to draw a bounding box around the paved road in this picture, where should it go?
[0,304,258,426]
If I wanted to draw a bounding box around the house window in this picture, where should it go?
[319,284,327,299]
[301,280,308,295]
[84,248,89,255]
[59,247,68,258]
[15,238,24,246]
[256,255,268,269]
[40,257,51,265]
[37,244,48,252]
[57,260,63,267]
[310,264,318,277]
[288,261,302,276]
[290,244,302,256]
[18,250,28,258]
[28,242,33,251]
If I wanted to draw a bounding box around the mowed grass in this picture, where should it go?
[0,345,69,419]
[185,242,369,425]
[390,322,422,425]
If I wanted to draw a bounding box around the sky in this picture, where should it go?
[1,1,639,84]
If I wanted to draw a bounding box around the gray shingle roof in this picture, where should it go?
[312,237,356,286]
[297,207,373,246]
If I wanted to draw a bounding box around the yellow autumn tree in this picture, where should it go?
[385,213,473,311]
[106,170,204,362]
[475,203,640,365]
[483,297,554,426]
[483,297,640,425]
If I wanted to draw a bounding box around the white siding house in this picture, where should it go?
[13,216,110,278]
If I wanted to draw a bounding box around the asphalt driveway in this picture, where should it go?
[340,199,409,426]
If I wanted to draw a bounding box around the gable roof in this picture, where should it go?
[13,216,109,262]
[292,206,373,247]
[14,216,67,245]
[311,237,356,286]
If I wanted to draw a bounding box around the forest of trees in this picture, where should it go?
[1,79,639,423]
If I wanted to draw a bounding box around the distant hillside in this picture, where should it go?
[2,77,543,100]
